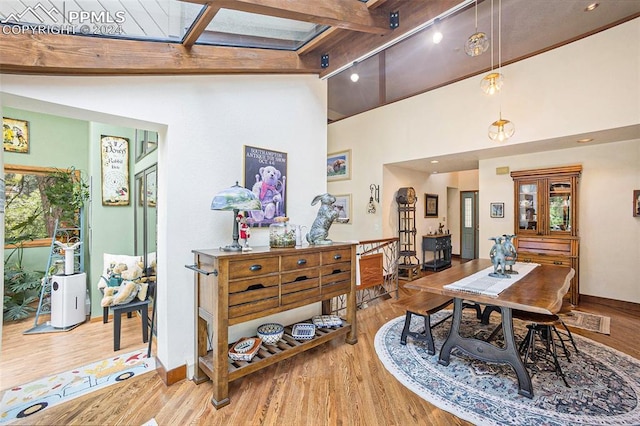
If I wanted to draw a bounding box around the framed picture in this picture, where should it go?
[327,149,351,181]
[634,190,640,217]
[332,194,351,224]
[425,193,438,217]
[490,202,505,218]
[100,135,130,206]
[244,145,287,227]
[3,117,29,153]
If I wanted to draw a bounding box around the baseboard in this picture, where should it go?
[155,357,187,386]
[580,294,640,315]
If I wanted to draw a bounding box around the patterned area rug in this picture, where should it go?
[375,311,640,426]
[0,348,155,424]
[560,311,611,335]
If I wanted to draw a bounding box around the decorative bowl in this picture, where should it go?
[229,337,261,362]
[312,315,343,328]
[257,323,284,345]
[291,323,316,340]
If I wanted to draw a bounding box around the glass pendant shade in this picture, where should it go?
[488,117,515,142]
[464,32,489,57]
[481,72,503,95]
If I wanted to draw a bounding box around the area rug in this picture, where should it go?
[0,348,155,424]
[560,310,611,335]
[375,311,640,426]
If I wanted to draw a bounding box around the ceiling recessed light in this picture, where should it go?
[577,138,594,143]
[585,3,599,12]
[430,160,439,164]
[432,171,439,174]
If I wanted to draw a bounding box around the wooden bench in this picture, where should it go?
[398,293,454,355]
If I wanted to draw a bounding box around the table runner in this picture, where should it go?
[443,262,539,297]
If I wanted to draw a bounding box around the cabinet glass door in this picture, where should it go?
[518,182,538,232]
[548,180,572,234]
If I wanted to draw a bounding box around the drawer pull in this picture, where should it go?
[523,258,532,263]
[247,283,265,291]
[185,264,218,276]
[333,254,342,260]
[297,259,307,265]
[332,269,342,274]
[553,261,564,265]
[249,265,263,272]
[294,276,308,282]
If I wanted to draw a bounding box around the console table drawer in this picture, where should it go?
[229,275,279,307]
[281,253,320,271]
[281,270,320,294]
[281,287,321,306]
[322,248,351,265]
[229,296,279,319]
[228,257,279,280]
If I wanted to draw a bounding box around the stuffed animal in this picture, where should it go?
[120,261,143,281]
[101,281,140,307]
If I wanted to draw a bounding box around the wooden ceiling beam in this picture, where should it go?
[0,30,320,75]
[184,0,391,35]
[183,4,223,48]
[301,0,462,78]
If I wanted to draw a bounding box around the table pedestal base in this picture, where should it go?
[438,298,533,398]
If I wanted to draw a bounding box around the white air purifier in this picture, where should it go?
[50,273,87,329]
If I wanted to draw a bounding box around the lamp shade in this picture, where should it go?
[464,32,489,57]
[211,183,262,211]
[480,72,503,95]
[488,117,515,142]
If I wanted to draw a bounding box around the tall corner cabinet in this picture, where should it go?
[511,165,582,305]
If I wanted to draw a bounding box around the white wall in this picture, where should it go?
[0,74,327,373]
[328,19,640,303]
[480,140,640,303]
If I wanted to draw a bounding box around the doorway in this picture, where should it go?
[460,191,479,259]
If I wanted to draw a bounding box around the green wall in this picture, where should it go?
[3,108,147,318]
[3,108,89,274]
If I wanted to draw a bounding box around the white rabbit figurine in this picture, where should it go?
[306,193,339,245]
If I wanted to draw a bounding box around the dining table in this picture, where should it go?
[405,258,574,398]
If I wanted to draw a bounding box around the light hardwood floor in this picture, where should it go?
[3,266,639,425]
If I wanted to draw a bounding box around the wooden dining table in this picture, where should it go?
[405,258,574,398]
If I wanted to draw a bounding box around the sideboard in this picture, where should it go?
[188,242,358,408]
[421,234,452,272]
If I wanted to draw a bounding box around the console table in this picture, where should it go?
[188,243,358,408]
[421,234,452,272]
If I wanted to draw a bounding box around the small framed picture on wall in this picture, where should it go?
[634,190,640,217]
[490,202,505,218]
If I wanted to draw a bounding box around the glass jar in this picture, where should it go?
[269,217,296,248]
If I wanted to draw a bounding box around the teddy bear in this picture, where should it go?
[251,165,285,222]
[101,281,140,307]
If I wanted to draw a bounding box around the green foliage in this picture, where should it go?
[4,173,48,242]
[3,245,44,321]
[42,167,89,225]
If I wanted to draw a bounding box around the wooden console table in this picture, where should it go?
[421,234,452,272]
[188,243,358,408]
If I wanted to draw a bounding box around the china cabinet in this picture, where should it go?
[511,165,581,304]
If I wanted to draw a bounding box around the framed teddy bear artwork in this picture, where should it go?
[243,145,287,227]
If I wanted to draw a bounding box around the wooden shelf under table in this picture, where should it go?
[198,320,352,383]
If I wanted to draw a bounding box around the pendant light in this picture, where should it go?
[488,0,514,142]
[350,62,359,82]
[481,0,503,95]
[464,0,489,57]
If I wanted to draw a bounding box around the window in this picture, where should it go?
[4,165,81,248]
[135,129,158,162]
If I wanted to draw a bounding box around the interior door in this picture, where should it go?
[461,191,478,259]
